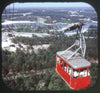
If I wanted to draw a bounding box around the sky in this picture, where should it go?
[6,2,93,9]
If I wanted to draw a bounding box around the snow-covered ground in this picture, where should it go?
[2,21,36,25]
[2,32,51,52]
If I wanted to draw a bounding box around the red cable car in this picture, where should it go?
[56,23,91,90]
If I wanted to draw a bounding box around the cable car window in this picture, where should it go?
[88,70,90,76]
[80,68,87,77]
[64,62,66,71]
[67,65,71,75]
[72,69,79,78]
[60,60,63,68]
[57,57,60,64]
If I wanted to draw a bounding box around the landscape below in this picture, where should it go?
[2,6,98,91]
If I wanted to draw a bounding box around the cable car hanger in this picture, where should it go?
[60,21,97,61]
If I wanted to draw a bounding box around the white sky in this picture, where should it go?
[6,2,93,9]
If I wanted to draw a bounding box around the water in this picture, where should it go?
[82,21,97,32]
[64,21,98,34]
[2,20,67,29]
[2,20,97,34]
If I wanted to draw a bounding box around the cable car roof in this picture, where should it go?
[57,50,91,69]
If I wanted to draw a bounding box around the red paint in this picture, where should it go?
[56,55,90,90]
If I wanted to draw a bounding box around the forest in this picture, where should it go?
[2,32,98,90]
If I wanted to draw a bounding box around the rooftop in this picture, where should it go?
[56,50,91,69]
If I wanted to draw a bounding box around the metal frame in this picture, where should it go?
[61,25,86,60]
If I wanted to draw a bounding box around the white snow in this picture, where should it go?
[2,32,51,52]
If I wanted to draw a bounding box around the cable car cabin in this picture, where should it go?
[56,50,91,90]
